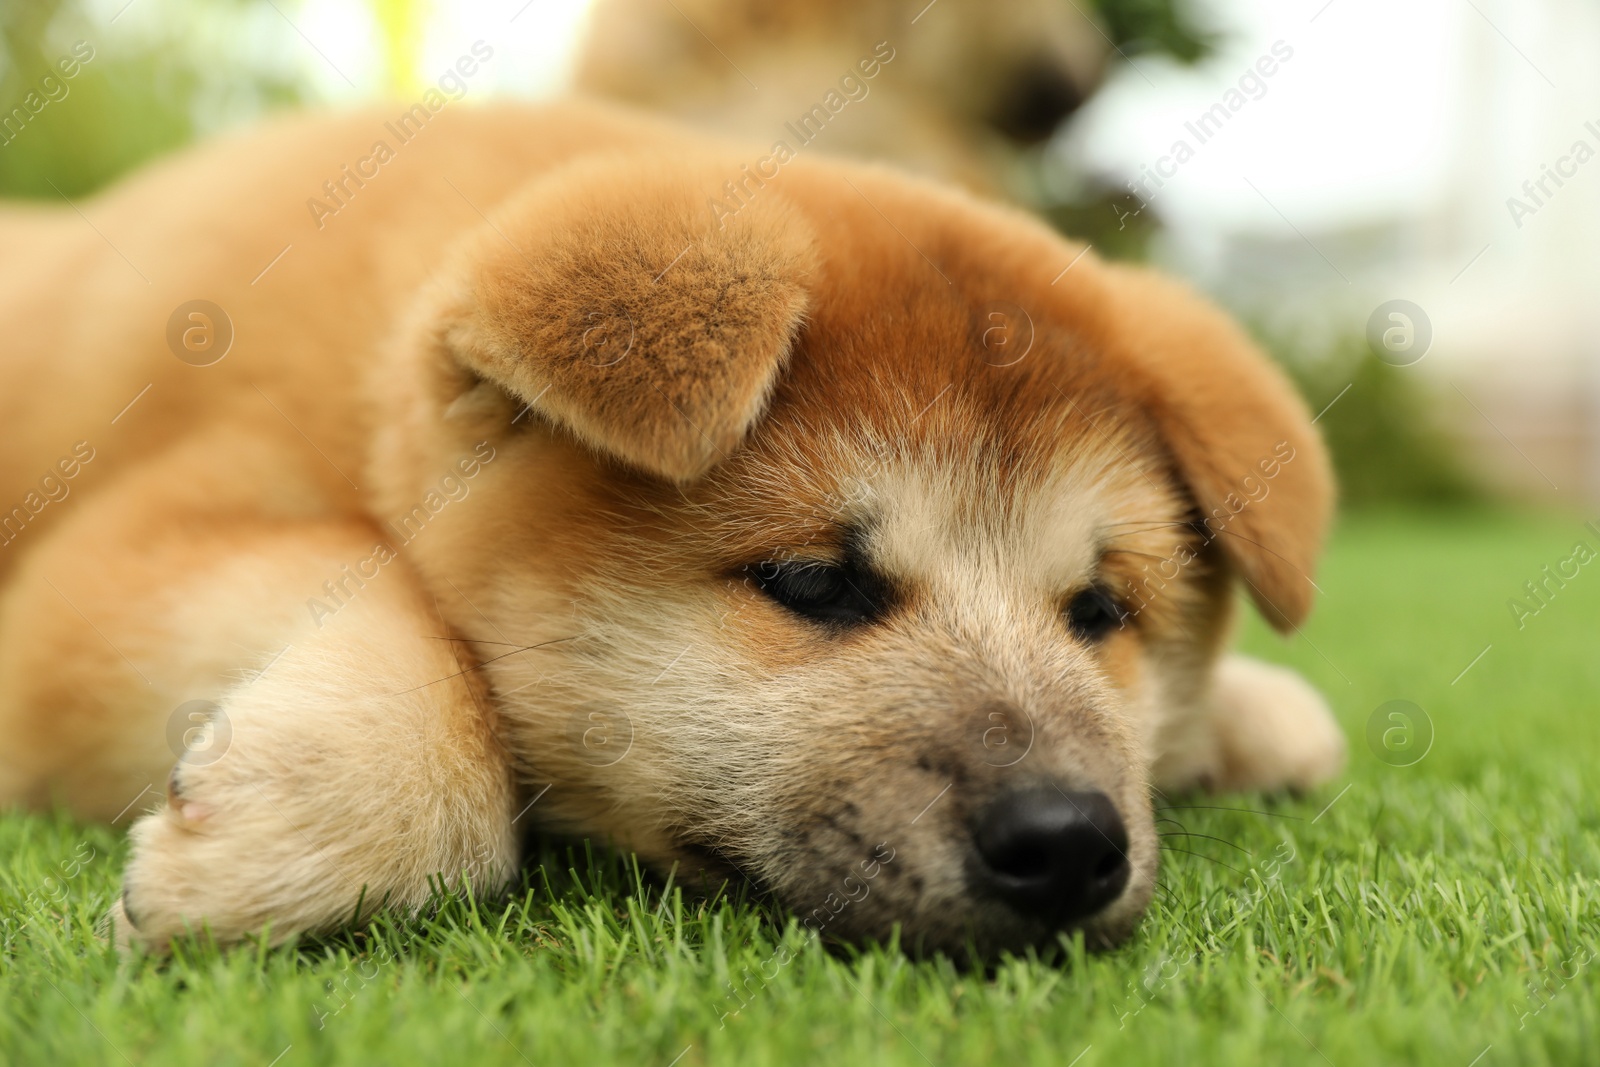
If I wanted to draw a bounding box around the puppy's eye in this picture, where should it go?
[1064,586,1126,642]
[748,560,879,625]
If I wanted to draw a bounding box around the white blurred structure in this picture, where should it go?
[1059,0,1600,504]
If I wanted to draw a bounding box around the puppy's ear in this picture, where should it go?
[436,155,817,483]
[1099,264,1335,632]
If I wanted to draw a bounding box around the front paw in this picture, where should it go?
[1207,654,1347,793]
[110,757,310,951]
[106,629,523,953]
[110,720,517,953]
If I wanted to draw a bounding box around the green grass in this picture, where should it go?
[3,509,1597,1066]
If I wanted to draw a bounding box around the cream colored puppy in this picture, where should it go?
[575,0,1110,196]
[0,100,1343,956]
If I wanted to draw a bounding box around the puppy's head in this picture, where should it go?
[372,152,1332,958]
[575,0,1108,187]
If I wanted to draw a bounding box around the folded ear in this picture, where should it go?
[436,155,817,483]
[1099,264,1335,632]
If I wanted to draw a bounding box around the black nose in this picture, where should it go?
[971,787,1131,923]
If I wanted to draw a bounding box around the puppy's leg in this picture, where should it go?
[1154,654,1346,794]
[112,576,518,950]
[0,452,517,949]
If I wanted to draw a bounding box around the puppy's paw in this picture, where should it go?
[1204,654,1346,794]
[113,729,515,953]
[113,755,319,951]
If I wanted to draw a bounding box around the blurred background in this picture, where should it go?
[3,0,1596,513]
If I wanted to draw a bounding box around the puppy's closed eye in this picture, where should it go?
[747,559,886,626]
[1064,585,1127,642]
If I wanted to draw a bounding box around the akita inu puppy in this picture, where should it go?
[0,100,1343,956]
[575,0,1110,198]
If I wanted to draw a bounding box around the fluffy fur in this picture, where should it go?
[0,100,1343,955]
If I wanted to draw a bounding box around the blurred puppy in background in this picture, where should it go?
[574,0,1110,199]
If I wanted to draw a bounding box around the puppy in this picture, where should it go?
[574,0,1109,197]
[0,99,1344,956]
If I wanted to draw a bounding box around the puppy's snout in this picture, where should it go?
[971,786,1131,923]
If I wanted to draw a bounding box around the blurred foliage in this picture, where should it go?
[1044,188,1161,261]
[1274,335,1485,511]
[1091,0,1215,63]
[0,0,304,199]
[1041,2,1214,254]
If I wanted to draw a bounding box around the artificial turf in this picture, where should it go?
[2,508,1596,1066]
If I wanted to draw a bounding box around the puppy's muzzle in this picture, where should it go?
[969,785,1131,925]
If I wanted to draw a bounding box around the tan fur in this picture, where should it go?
[0,100,1339,955]
[437,156,817,482]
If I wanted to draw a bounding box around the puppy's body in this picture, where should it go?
[0,100,1343,954]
